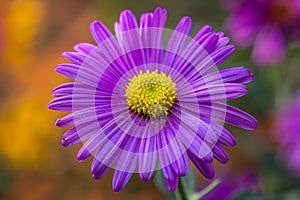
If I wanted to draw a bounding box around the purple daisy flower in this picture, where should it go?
[274,91,300,176]
[224,0,300,66]
[48,7,258,191]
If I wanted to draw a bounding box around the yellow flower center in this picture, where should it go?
[125,70,177,118]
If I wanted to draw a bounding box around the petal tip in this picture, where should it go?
[250,118,259,130]
[48,100,56,110]
[180,16,192,27]
[139,172,153,182]
[61,138,71,147]
[112,180,124,192]
[77,149,91,161]
[55,118,62,126]
[165,178,178,191]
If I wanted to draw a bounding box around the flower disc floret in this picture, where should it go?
[125,70,177,118]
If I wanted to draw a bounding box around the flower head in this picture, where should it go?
[224,0,300,66]
[48,7,258,191]
[274,91,300,176]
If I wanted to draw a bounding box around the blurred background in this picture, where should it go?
[0,0,300,199]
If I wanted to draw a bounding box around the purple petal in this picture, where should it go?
[48,96,73,111]
[158,126,189,176]
[208,119,236,147]
[188,150,215,179]
[55,64,103,89]
[193,25,213,40]
[212,143,229,164]
[140,8,167,64]
[190,66,253,88]
[196,45,235,75]
[113,144,138,191]
[117,10,146,70]
[112,136,138,191]
[76,119,122,161]
[204,34,219,53]
[172,32,219,78]
[156,125,187,172]
[52,82,97,97]
[216,36,230,49]
[211,45,235,66]
[55,64,79,80]
[152,7,167,27]
[91,159,110,179]
[112,171,133,192]
[48,94,100,112]
[179,83,248,102]
[90,20,113,44]
[163,17,192,67]
[138,137,157,181]
[199,103,258,130]
[204,66,253,84]
[56,115,74,128]
[61,121,100,147]
[52,83,75,97]
[61,127,78,147]
[170,153,189,176]
[55,107,98,127]
[162,166,178,191]
[140,13,152,28]
[119,10,138,31]
[62,52,85,65]
[77,132,103,161]
[115,137,139,172]
[169,108,214,160]
[74,43,96,54]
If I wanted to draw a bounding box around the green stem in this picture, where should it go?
[175,177,188,200]
[190,179,221,200]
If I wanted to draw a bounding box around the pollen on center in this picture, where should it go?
[125,70,177,118]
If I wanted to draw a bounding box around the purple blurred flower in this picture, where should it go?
[225,0,300,66]
[48,7,257,191]
[274,91,300,176]
[202,172,259,200]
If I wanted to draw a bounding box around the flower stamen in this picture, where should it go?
[125,70,177,118]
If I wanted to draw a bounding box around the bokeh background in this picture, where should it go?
[1,0,300,199]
